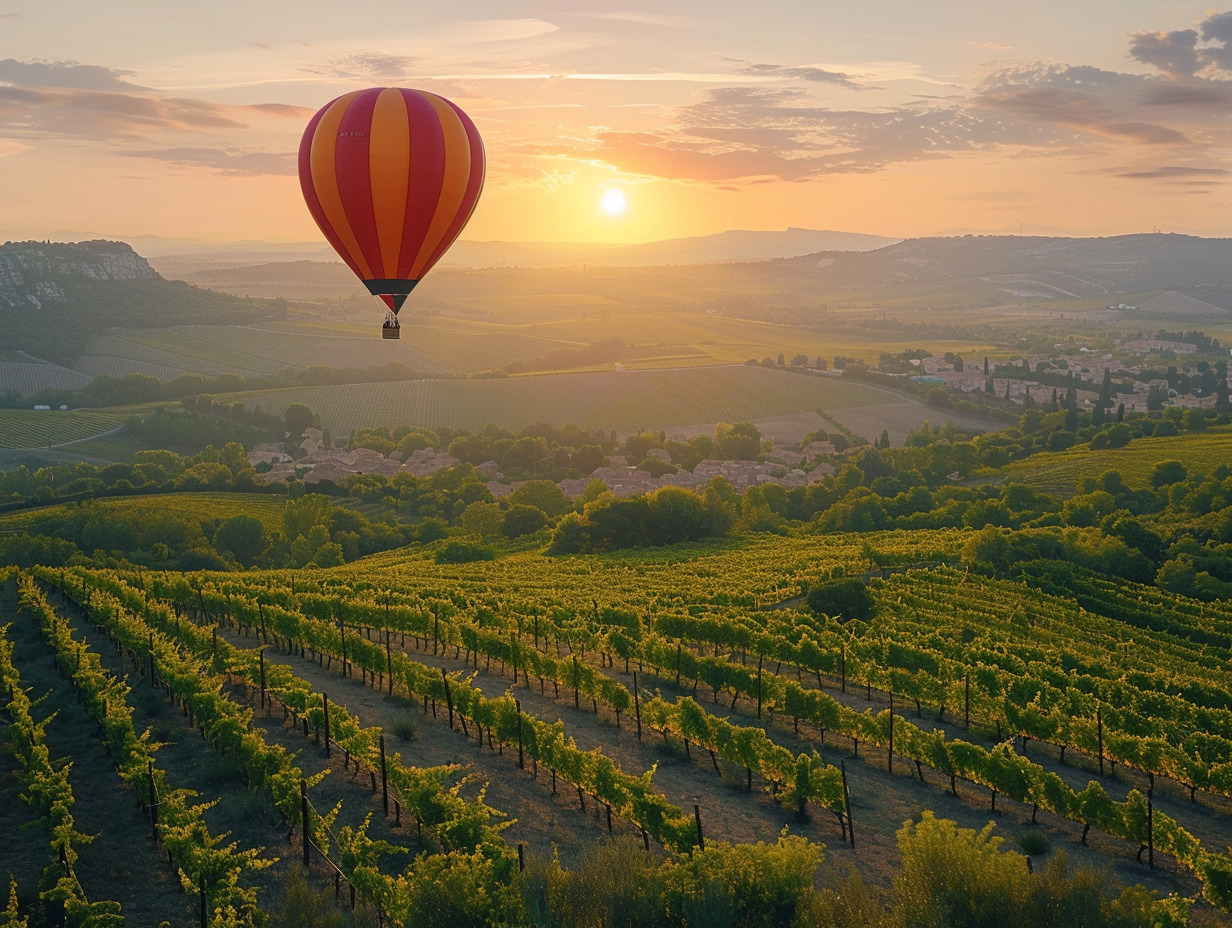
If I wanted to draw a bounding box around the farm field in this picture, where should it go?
[0,409,125,449]
[16,528,1230,925]
[994,425,1232,495]
[220,365,908,436]
[0,492,289,533]
[71,306,1004,381]
[0,354,91,396]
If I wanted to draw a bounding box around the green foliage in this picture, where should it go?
[805,578,875,622]
[435,541,494,564]
[212,515,267,567]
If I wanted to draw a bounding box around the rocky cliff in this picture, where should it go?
[0,240,156,312]
[0,240,282,365]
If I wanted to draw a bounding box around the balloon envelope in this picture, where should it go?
[298,87,485,314]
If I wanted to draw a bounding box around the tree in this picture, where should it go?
[213,515,267,566]
[502,504,549,538]
[283,493,331,540]
[509,479,571,517]
[283,403,320,435]
[461,501,504,538]
[1149,460,1187,490]
[805,578,875,622]
[714,422,762,460]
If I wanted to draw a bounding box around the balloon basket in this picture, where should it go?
[382,314,401,339]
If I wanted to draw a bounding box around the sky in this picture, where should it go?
[2,1,1232,246]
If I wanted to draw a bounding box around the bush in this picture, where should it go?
[392,720,417,742]
[805,577,875,622]
[435,541,494,564]
[1015,830,1050,856]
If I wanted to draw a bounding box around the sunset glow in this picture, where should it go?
[2,3,1232,245]
[601,189,628,217]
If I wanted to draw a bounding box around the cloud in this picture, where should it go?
[1128,29,1201,79]
[1130,10,1232,77]
[736,63,860,89]
[1201,11,1232,69]
[123,147,296,176]
[0,58,145,91]
[1112,165,1230,182]
[576,40,1230,186]
[971,64,1189,145]
[574,11,694,27]
[302,52,419,82]
[0,84,306,142]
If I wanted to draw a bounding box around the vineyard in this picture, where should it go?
[994,427,1232,495]
[0,357,91,398]
[220,366,901,436]
[0,411,125,450]
[0,493,289,534]
[2,519,1228,924]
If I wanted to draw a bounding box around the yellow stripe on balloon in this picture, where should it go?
[369,89,411,279]
[309,91,373,279]
[409,92,472,279]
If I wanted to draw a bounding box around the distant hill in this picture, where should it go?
[0,240,285,365]
[437,228,900,268]
[778,233,1232,304]
[134,227,896,278]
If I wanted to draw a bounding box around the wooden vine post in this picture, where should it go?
[756,654,763,719]
[323,694,331,756]
[887,690,894,774]
[1097,704,1105,776]
[379,735,389,816]
[441,668,455,729]
[633,671,642,740]
[301,778,311,867]
[841,760,854,848]
[515,699,525,769]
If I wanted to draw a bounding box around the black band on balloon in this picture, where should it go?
[364,279,419,296]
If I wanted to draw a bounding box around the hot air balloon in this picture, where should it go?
[298,87,485,339]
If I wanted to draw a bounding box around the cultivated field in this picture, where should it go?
[0,492,289,533]
[0,354,91,396]
[995,426,1232,495]
[0,410,125,449]
[222,366,903,436]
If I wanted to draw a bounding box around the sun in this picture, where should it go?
[600,189,627,216]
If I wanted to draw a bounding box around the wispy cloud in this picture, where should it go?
[124,147,296,176]
[0,80,309,142]
[1111,165,1230,183]
[0,58,144,91]
[572,11,695,28]
[736,63,861,89]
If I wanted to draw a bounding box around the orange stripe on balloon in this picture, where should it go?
[369,89,411,279]
[309,91,373,279]
[409,93,472,279]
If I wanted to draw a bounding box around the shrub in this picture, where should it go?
[805,577,875,622]
[435,541,494,564]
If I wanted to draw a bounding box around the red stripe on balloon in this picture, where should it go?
[418,97,485,276]
[396,89,447,280]
[299,101,366,283]
[332,88,384,279]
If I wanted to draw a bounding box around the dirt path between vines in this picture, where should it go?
[216,617,1217,913]
[1,579,196,926]
[40,582,437,926]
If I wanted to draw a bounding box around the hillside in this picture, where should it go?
[777,233,1232,305]
[0,240,286,365]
